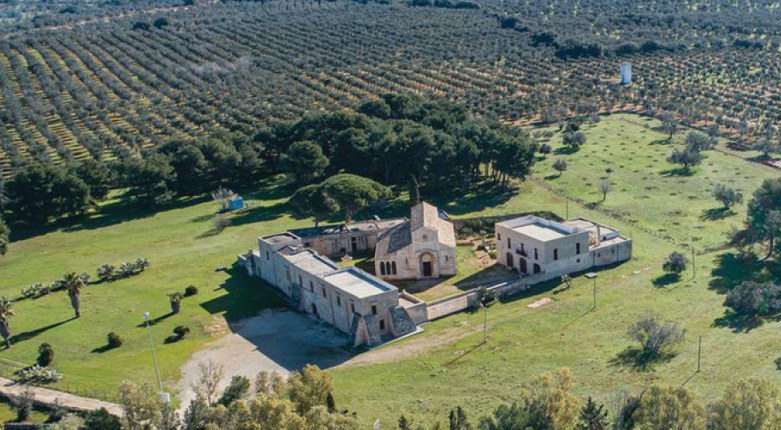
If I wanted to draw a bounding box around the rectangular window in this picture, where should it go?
[266,251,270,260]
[534,248,539,259]
[553,249,558,261]
[497,233,501,241]
[337,296,341,306]
[309,281,313,291]
[371,305,377,315]
[576,243,581,254]
[350,303,355,313]
[322,288,327,298]
[379,320,386,330]
[507,238,511,248]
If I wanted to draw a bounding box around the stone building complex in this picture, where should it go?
[374,202,456,281]
[495,215,632,282]
[239,232,426,347]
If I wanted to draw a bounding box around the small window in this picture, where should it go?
[380,262,386,275]
[266,251,270,260]
[521,243,525,252]
[299,276,303,287]
[309,281,313,291]
[371,305,377,315]
[497,233,501,241]
[534,248,539,259]
[445,255,449,262]
[304,242,311,248]
[507,238,511,248]
[379,319,386,330]
[576,258,580,263]
[576,243,581,254]
[350,303,355,313]
[612,248,615,254]
[553,249,558,261]
[322,288,327,298]
[391,262,397,275]
[337,296,341,306]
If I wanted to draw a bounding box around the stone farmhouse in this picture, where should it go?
[374,202,456,281]
[495,215,632,282]
[239,232,426,347]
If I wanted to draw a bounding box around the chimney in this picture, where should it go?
[596,224,601,246]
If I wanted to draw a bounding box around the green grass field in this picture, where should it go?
[1,113,779,426]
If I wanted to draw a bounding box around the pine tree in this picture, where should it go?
[576,397,609,430]
[449,406,471,430]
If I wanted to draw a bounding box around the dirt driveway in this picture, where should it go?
[176,309,352,408]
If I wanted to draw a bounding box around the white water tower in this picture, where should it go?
[620,62,632,84]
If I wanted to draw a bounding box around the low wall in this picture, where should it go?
[425,274,546,321]
[400,291,429,325]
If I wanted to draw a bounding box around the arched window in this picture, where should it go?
[380,262,386,275]
[391,262,397,275]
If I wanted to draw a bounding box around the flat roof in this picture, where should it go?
[323,268,395,299]
[284,250,340,276]
[513,223,568,240]
[261,232,300,244]
[289,219,406,238]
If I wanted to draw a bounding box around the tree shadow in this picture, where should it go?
[225,202,286,228]
[544,174,562,180]
[91,343,121,354]
[9,318,75,344]
[713,310,765,333]
[554,146,578,155]
[660,167,694,177]
[428,181,515,217]
[650,138,672,145]
[700,207,734,221]
[610,346,677,371]
[652,273,680,287]
[709,252,762,294]
[199,267,286,323]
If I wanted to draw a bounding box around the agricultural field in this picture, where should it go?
[2,0,781,176]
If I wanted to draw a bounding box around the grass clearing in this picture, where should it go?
[0,113,778,426]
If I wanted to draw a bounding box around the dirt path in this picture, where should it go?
[176,309,351,410]
[0,377,122,416]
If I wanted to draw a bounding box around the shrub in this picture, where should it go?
[184,285,198,297]
[218,375,251,406]
[627,314,686,358]
[21,283,50,299]
[97,264,115,281]
[84,408,121,430]
[37,343,54,367]
[107,332,124,348]
[14,365,63,384]
[724,281,781,317]
[539,144,552,154]
[11,389,33,422]
[173,325,190,339]
[662,252,689,275]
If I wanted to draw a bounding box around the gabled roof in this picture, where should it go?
[375,202,456,257]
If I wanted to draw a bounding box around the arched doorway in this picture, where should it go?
[506,252,514,268]
[533,263,541,274]
[519,258,528,274]
[420,252,435,277]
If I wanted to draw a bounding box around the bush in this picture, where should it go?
[107,332,124,348]
[184,285,198,297]
[173,325,190,339]
[14,365,63,384]
[21,283,50,299]
[218,375,251,406]
[627,314,686,358]
[724,281,781,317]
[662,252,689,275]
[85,408,122,430]
[37,343,54,367]
[11,390,33,422]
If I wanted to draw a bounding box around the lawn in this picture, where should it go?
[0,180,298,400]
[0,113,778,427]
[328,114,781,426]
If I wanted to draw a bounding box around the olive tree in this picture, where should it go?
[627,314,686,358]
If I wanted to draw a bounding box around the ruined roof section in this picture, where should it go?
[289,218,405,238]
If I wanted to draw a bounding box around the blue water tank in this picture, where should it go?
[227,197,245,211]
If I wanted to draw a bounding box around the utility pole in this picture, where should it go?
[697,336,702,372]
[585,273,598,310]
[482,303,487,343]
[142,312,170,403]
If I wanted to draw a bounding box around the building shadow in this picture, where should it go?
[199,267,286,323]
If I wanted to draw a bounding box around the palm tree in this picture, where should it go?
[63,272,84,318]
[0,297,15,349]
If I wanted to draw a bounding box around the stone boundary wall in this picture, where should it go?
[450,211,561,232]
[425,274,545,321]
[400,291,428,325]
